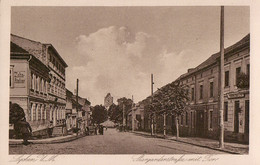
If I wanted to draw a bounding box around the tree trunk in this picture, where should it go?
[163,112,166,138]
[154,113,157,136]
[151,115,154,136]
[175,116,179,140]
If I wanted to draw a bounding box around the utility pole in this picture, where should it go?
[132,95,135,132]
[151,74,154,136]
[219,6,225,148]
[76,79,79,136]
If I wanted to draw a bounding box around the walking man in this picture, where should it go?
[17,117,32,145]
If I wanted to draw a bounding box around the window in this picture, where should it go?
[44,105,47,120]
[186,112,188,126]
[191,112,193,127]
[210,82,214,98]
[200,85,203,99]
[191,88,195,101]
[36,76,38,91]
[10,66,14,87]
[181,115,183,125]
[209,111,213,129]
[30,103,33,121]
[33,104,37,121]
[39,77,42,92]
[31,73,34,89]
[224,102,228,121]
[39,104,42,120]
[41,78,44,93]
[225,71,229,87]
[236,67,241,86]
[50,106,53,121]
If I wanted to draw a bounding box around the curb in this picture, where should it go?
[9,134,86,145]
[131,131,240,154]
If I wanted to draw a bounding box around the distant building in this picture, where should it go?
[104,93,113,109]
[128,102,144,131]
[65,89,91,131]
[10,34,68,137]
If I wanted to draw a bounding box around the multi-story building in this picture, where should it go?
[142,34,250,143]
[10,34,68,136]
[65,89,91,132]
[177,34,249,143]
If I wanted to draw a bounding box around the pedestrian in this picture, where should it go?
[17,117,32,145]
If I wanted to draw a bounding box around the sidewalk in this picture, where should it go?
[132,131,249,154]
[9,133,86,145]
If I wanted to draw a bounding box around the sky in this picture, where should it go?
[11,6,250,105]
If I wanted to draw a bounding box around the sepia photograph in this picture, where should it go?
[2,0,260,164]
[8,5,250,155]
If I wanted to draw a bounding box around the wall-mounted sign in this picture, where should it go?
[14,71,25,88]
[227,93,245,99]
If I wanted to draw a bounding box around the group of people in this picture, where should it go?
[85,124,107,135]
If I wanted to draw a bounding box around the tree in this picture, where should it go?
[108,103,121,123]
[117,97,133,128]
[150,81,189,139]
[91,105,108,124]
[9,102,25,124]
[236,72,249,89]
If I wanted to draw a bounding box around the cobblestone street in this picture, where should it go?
[9,128,227,154]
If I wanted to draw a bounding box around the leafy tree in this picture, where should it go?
[150,81,189,139]
[9,102,25,124]
[237,72,249,89]
[117,97,133,127]
[108,103,121,123]
[91,105,108,124]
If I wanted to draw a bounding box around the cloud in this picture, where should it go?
[66,26,204,105]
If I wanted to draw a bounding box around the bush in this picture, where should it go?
[72,127,80,133]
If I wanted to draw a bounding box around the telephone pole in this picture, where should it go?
[151,74,154,136]
[76,78,79,135]
[219,6,225,148]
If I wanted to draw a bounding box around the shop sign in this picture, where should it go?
[14,71,25,87]
[227,93,245,99]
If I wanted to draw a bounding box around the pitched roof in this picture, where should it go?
[179,34,250,79]
[11,34,68,67]
[10,42,29,54]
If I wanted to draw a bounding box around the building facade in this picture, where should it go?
[10,34,68,136]
[142,34,250,143]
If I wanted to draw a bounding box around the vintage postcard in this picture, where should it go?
[1,0,259,165]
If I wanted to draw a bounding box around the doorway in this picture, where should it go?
[196,111,205,137]
[234,101,240,133]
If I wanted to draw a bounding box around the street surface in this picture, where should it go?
[9,128,227,154]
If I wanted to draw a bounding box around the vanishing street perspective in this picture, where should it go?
[9,6,249,154]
